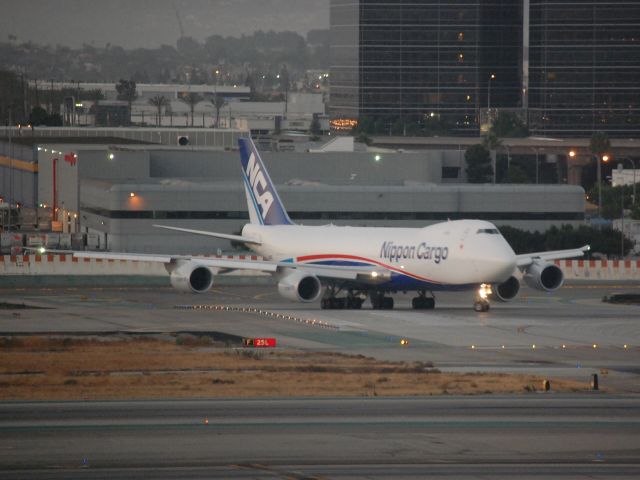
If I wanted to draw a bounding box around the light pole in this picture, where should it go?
[487,73,496,119]
[596,153,610,219]
[621,180,625,258]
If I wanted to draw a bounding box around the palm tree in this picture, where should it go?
[482,132,503,184]
[148,95,170,126]
[212,93,226,128]
[179,92,202,127]
[115,79,137,123]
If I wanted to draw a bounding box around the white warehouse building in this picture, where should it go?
[33,141,586,254]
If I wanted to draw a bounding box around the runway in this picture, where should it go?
[1,396,640,478]
[1,282,639,391]
[1,282,640,478]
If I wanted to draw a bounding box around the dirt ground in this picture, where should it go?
[0,336,593,401]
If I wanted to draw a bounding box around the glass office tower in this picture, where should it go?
[528,0,640,137]
[330,0,522,135]
[331,0,640,137]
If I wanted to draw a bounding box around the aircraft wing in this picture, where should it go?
[516,245,590,268]
[73,251,278,272]
[153,225,261,245]
[72,251,390,282]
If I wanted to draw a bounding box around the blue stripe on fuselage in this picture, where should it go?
[300,259,477,292]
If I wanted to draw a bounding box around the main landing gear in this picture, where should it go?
[320,288,364,310]
[370,292,394,310]
[412,291,435,310]
[473,283,492,312]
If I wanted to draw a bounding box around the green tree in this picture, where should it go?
[490,111,529,137]
[500,224,632,257]
[505,164,530,183]
[28,106,48,126]
[465,144,493,183]
[115,79,137,120]
[482,132,502,183]
[211,93,226,128]
[390,117,404,135]
[28,106,62,126]
[309,114,322,136]
[588,184,638,220]
[179,92,202,127]
[353,116,375,135]
[148,95,170,126]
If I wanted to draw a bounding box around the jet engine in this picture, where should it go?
[277,270,322,303]
[493,275,520,302]
[167,260,215,293]
[523,260,564,292]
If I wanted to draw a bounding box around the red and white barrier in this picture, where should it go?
[0,254,265,277]
[554,259,640,281]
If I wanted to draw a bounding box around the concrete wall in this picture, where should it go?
[150,150,444,185]
[3,127,246,148]
[76,180,586,253]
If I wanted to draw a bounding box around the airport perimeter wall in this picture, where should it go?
[0,254,269,287]
[0,255,639,283]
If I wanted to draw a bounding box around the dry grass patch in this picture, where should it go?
[0,336,591,400]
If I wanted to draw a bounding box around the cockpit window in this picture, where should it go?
[477,228,500,234]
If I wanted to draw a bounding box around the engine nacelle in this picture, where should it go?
[523,261,564,292]
[277,271,322,303]
[167,260,214,293]
[493,275,520,302]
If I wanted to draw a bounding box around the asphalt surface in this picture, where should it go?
[1,396,639,478]
[1,282,640,477]
[1,282,639,391]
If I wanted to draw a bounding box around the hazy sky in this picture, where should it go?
[1,0,329,48]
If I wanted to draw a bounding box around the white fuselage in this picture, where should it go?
[242,219,517,290]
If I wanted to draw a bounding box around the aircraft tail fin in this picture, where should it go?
[238,137,293,225]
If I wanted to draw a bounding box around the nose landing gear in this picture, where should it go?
[473,284,491,312]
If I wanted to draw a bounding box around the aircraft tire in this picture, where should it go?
[412,297,435,310]
[474,301,490,312]
[347,297,363,309]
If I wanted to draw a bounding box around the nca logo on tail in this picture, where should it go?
[245,153,274,217]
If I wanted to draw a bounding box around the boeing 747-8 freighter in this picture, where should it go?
[73,137,588,311]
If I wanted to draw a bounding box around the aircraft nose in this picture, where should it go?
[474,251,517,283]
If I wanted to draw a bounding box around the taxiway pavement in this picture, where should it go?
[1,396,639,478]
[1,282,639,391]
